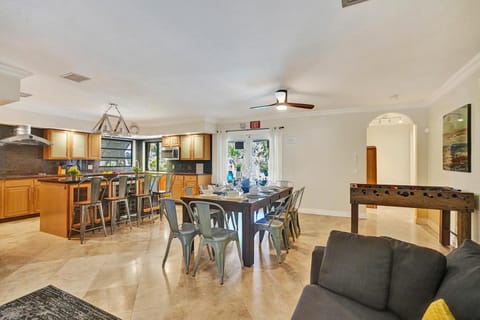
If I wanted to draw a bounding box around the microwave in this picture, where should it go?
[161,146,180,160]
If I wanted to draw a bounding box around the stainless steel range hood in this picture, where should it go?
[0,125,52,146]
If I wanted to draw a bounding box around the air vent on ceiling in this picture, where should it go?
[19,92,32,98]
[61,72,90,82]
[342,0,368,8]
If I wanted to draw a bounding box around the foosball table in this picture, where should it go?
[350,183,475,246]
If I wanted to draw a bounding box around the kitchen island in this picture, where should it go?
[38,173,211,238]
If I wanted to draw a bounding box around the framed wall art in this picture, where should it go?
[442,104,471,172]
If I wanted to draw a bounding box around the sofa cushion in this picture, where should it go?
[384,237,446,320]
[435,240,480,320]
[318,230,392,310]
[291,285,400,320]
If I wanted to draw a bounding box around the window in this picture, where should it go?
[146,141,160,171]
[100,138,132,167]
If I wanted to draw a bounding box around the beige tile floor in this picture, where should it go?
[0,207,450,319]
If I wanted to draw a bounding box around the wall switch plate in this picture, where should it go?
[87,164,93,170]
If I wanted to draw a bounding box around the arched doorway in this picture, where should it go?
[366,113,417,222]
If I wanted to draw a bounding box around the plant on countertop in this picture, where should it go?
[132,166,141,175]
[67,166,81,176]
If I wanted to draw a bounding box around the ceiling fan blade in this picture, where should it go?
[286,102,315,109]
[250,103,276,110]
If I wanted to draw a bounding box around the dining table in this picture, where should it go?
[181,186,293,267]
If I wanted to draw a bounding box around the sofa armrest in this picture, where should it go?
[310,246,325,284]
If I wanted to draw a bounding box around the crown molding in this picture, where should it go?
[0,62,32,78]
[428,51,480,105]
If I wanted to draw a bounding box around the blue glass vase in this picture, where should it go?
[241,178,250,193]
[227,171,234,183]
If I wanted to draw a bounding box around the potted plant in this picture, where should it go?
[67,166,81,181]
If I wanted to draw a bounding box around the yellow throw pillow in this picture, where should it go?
[422,299,455,320]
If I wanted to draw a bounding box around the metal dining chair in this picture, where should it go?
[291,187,305,237]
[161,198,200,274]
[189,201,243,285]
[69,176,108,244]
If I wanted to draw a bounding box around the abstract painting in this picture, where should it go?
[443,104,471,172]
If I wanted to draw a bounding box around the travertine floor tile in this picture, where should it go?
[0,207,449,319]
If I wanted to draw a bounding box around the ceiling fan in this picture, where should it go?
[250,89,315,111]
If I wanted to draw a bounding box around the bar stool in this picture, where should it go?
[152,173,175,219]
[69,176,108,244]
[133,174,155,225]
[104,175,132,234]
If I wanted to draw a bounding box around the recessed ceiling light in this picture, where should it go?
[61,72,90,82]
[19,92,32,98]
[276,104,288,111]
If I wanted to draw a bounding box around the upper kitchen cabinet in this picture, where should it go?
[180,134,211,160]
[162,135,180,147]
[43,129,99,160]
[88,133,101,160]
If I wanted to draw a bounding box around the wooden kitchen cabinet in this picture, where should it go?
[33,179,41,213]
[44,129,98,160]
[0,180,4,218]
[171,175,184,199]
[88,133,102,160]
[162,135,180,147]
[171,174,212,198]
[3,179,33,218]
[180,134,211,160]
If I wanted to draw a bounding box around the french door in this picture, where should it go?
[226,132,270,185]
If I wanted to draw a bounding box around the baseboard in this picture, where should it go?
[300,207,367,219]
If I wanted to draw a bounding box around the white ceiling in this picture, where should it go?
[0,0,479,128]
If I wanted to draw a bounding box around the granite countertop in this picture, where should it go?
[0,171,211,180]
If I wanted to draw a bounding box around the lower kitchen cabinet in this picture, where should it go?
[0,178,41,220]
[171,174,211,199]
[3,179,34,218]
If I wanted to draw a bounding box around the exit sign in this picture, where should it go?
[250,120,261,129]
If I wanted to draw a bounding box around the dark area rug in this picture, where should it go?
[0,285,121,320]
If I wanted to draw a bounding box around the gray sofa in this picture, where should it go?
[292,230,480,320]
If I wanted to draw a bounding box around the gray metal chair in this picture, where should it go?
[69,176,108,244]
[256,194,292,263]
[104,175,132,234]
[190,201,243,285]
[291,187,305,237]
[161,198,199,274]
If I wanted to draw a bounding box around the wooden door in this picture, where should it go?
[33,180,41,213]
[192,135,205,160]
[366,146,377,208]
[4,179,33,217]
[88,133,102,160]
[44,130,69,159]
[180,136,192,160]
[71,132,88,159]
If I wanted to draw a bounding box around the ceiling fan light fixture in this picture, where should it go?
[276,104,288,111]
[274,90,287,103]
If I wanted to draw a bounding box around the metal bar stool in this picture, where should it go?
[152,173,175,219]
[69,176,108,244]
[133,174,155,225]
[104,175,132,234]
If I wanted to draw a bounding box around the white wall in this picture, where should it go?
[217,108,429,216]
[367,124,412,185]
[426,68,480,241]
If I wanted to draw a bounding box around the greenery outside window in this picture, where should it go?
[146,141,160,171]
[100,138,132,167]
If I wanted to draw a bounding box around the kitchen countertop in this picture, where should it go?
[0,171,211,180]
